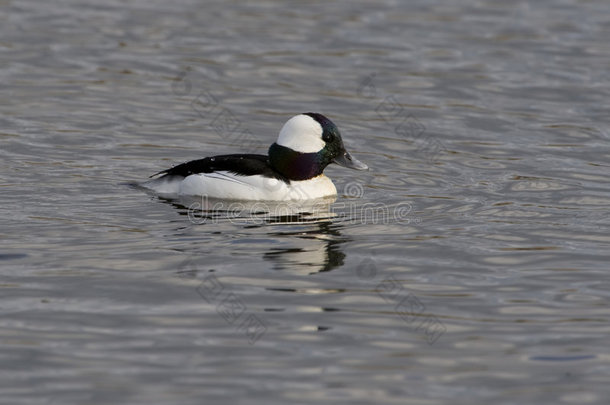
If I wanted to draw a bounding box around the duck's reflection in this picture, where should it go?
[158,194,349,274]
[263,221,346,274]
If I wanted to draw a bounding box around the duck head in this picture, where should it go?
[269,112,368,181]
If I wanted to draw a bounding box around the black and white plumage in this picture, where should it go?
[144,112,368,201]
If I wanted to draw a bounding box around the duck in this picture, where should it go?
[144,112,368,200]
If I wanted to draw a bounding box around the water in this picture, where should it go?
[2,0,610,404]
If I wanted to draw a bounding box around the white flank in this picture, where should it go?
[166,171,337,201]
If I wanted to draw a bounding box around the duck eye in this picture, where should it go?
[323,132,334,142]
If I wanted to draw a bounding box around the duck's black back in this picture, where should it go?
[151,154,288,182]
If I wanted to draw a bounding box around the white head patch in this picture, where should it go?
[276,114,326,153]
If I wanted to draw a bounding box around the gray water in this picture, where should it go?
[2,0,610,404]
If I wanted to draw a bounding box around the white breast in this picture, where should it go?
[146,171,337,201]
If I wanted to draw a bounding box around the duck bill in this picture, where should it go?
[333,151,368,171]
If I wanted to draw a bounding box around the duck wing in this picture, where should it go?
[150,154,287,181]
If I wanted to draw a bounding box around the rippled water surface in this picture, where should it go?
[2,0,610,404]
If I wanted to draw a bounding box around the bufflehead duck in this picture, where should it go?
[145,112,368,200]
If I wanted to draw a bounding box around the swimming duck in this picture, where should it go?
[145,112,367,200]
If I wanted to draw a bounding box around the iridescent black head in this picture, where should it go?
[268,113,368,181]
